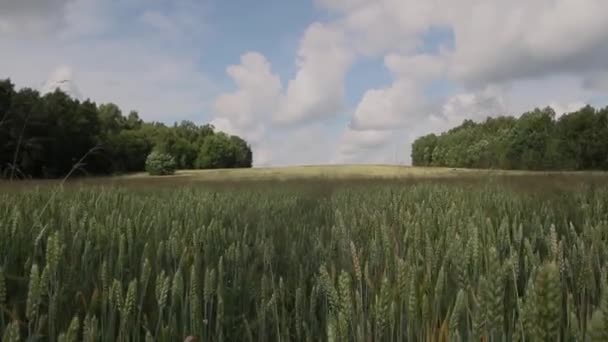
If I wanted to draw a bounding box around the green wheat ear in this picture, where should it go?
[145,330,154,342]
[449,289,465,338]
[338,271,353,326]
[535,262,561,341]
[83,314,99,342]
[26,263,41,320]
[589,309,605,341]
[375,277,391,339]
[319,264,339,314]
[486,247,504,335]
[593,281,608,340]
[0,266,6,305]
[65,315,80,342]
[2,320,21,342]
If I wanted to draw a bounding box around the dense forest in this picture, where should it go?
[0,78,252,179]
[412,105,608,170]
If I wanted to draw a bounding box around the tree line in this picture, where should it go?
[0,78,252,179]
[412,105,608,170]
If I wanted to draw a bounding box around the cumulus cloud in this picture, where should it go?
[440,86,507,126]
[316,0,608,86]
[445,0,608,86]
[583,71,608,92]
[214,52,281,131]
[245,123,339,167]
[549,101,587,118]
[0,0,74,35]
[350,53,446,130]
[213,23,355,165]
[209,52,283,166]
[275,23,354,124]
[318,0,440,55]
[41,65,82,99]
[336,128,393,158]
[350,81,431,130]
[1,0,214,122]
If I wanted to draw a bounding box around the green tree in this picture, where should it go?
[229,135,253,167]
[145,150,177,176]
[0,78,252,178]
[196,133,234,169]
[98,103,125,135]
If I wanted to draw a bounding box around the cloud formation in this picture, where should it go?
[311,0,608,164]
[275,23,354,125]
[1,0,214,122]
[0,0,74,34]
[2,0,608,166]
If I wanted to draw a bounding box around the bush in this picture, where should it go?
[145,150,177,175]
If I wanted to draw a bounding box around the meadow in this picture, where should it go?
[2,167,608,341]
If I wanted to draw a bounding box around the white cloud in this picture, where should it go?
[0,0,214,122]
[337,127,393,156]
[210,52,282,166]
[350,81,431,130]
[212,24,356,165]
[440,86,507,126]
[319,0,440,56]
[0,0,74,35]
[317,0,608,86]
[503,75,601,115]
[41,65,82,99]
[214,52,281,131]
[350,53,446,130]
[549,101,587,118]
[256,123,338,166]
[446,0,608,86]
[275,23,354,124]
[583,71,608,93]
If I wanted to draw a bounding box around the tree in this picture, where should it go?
[229,135,253,167]
[106,129,152,172]
[196,133,236,169]
[0,78,253,178]
[410,104,608,171]
[98,103,125,135]
[145,150,177,176]
[125,110,143,130]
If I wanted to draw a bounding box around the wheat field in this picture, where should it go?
[2,173,608,341]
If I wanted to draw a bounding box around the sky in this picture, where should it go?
[1,0,608,166]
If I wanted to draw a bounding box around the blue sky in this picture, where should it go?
[1,0,607,166]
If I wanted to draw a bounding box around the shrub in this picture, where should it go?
[145,150,176,175]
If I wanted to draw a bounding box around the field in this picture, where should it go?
[2,166,608,341]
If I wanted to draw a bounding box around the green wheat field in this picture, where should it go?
[2,167,608,341]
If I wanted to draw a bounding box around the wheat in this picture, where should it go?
[65,315,80,342]
[535,262,561,341]
[25,264,41,320]
[0,266,6,305]
[83,315,98,342]
[2,320,21,342]
[3,178,608,340]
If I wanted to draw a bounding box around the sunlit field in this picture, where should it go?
[2,167,608,341]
